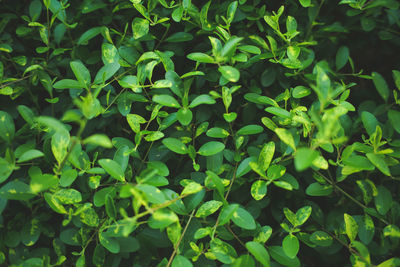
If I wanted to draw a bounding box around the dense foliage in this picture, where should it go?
[1,0,400,266]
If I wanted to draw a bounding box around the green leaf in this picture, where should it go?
[51,131,70,166]
[0,181,35,200]
[172,255,193,267]
[177,108,193,126]
[366,153,391,176]
[132,18,149,39]
[344,213,358,242]
[251,180,267,201]
[232,207,256,230]
[0,111,15,143]
[388,109,400,134]
[393,70,400,90]
[197,141,225,156]
[162,138,188,154]
[336,46,349,70]
[94,63,120,84]
[236,125,264,135]
[189,94,216,108]
[83,134,113,148]
[30,173,58,193]
[305,183,333,196]
[299,0,311,7]
[372,72,389,102]
[310,231,333,247]
[99,232,120,254]
[53,79,84,89]
[44,193,67,214]
[294,148,318,171]
[195,200,223,217]
[238,45,261,55]
[246,241,270,267]
[54,189,82,204]
[181,182,203,195]
[361,111,379,136]
[98,159,126,182]
[374,185,393,215]
[70,60,91,89]
[269,246,300,267]
[358,214,375,244]
[219,204,239,225]
[292,86,311,98]
[136,184,166,204]
[77,27,102,45]
[187,52,214,63]
[258,142,275,172]
[218,66,240,82]
[149,209,178,229]
[282,235,299,259]
[105,194,117,220]
[153,94,181,108]
[165,32,193,43]
[0,158,13,183]
[206,127,230,138]
[275,128,296,150]
[102,43,119,64]
[17,149,44,163]
[295,206,312,226]
[265,107,291,119]
[59,169,78,187]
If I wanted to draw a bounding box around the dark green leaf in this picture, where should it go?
[246,241,270,267]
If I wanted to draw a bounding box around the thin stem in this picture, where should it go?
[166,209,196,267]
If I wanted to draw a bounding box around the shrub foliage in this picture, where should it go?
[0,0,400,266]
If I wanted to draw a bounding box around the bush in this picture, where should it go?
[0,0,400,266]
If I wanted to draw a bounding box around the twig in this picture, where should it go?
[166,209,196,267]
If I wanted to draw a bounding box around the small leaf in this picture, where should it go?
[0,158,13,183]
[30,173,58,193]
[282,235,299,259]
[296,206,312,226]
[70,60,91,88]
[299,0,311,7]
[136,184,166,204]
[181,182,203,195]
[132,18,149,39]
[165,32,193,43]
[294,148,318,171]
[374,185,393,215]
[336,46,349,70]
[246,241,270,267]
[232,207,256,230]
[98,159,125,182]
[187,52,214,63]
[251,180,267,201]
[195,200,223,217]
[83,134,113,148]
[53,79,84,89]
[372,72,389,102]
[77,27,102,45]
[53,188,82,204]
[310,231,333,247]
[344,213,358,242]
[237,125,264,135]
[366,153,391,176]
[172,255,193,267]
[197,141,225,156]
[275,128,296,150]
[206,127,230,138]
[388,109,400,134]
[153,94,181,108]
[189,94,216,108]
[258,142,275,172]
[17,149,44,163]
[162,138,188,154]
[218,66,240,82]
[292,86,311,98]
[177,108,193,126]
[305,183,333,196]
[59,169,78,187]
[0,111,15,143]
[0,181,36,200]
